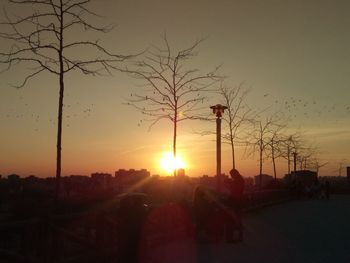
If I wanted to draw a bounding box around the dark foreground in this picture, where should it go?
[1,194,350,263]
[200,195,350,263]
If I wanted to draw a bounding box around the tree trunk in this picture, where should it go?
[287,146,290,174]
[173,114,177,177]
[231,140,235,170]
[56,74,64,200]
[272,145,277,181]
[229,121,236,170]
[56,3,64,200]
[216,117,222,192]
[293,152,297,180]
[259,141,263,188]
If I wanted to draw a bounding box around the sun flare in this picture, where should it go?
[160,152,185,174]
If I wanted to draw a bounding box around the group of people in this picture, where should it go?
[193,169,245,243]
[115,168,245,263]
[297,179,330,200]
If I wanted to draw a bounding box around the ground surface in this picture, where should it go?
[199,195,350,263]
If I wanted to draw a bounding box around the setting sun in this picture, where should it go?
[160,152,186,174]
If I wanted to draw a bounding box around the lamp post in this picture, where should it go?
[210,104,228,193]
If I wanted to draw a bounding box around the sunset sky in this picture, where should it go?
[0,0,349,178]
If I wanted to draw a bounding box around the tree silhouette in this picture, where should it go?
[123,34,222,175]
[309,157,328,175]
[280,132,303,175]
[265,122,287,180]
[336,159,347,177]
[247,114,282,187]
[297,144,318,170]
[219,82,253,170]
[0,0,131,199]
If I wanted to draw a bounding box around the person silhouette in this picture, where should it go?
[325,180,330,200]
[226,169,245,242]
[192,185,212,242]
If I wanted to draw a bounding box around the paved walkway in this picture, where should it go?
[199,195,350,263]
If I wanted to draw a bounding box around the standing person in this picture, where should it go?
[193,186,212,242]
[325,180,330,200]
[226,169,245,243]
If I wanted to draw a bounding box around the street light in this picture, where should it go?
[210,104,227,118]
[210,104,228,192]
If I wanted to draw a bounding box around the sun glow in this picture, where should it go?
[160,152,186,174]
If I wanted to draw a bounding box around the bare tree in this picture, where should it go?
[122,34,222,175]
[297,144,318,170]
[309,158,328,175]
[293,142,328,175]
[0,0,131,198]
[219,82,253,170]
[280,132,303,175]
[265,122,287,180]
[336,159,347,177]
[248,114,282,187]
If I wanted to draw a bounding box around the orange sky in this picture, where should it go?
[0,0,349,178]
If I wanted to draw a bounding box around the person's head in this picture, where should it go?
[229,169,241,179]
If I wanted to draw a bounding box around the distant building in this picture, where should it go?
[91,172,112,188]
[69,175,89,180]
[91,172,112,179]
[7,174,21,191]
[68,175,90,185]
[254,174,274,187]
[198,175,220,191]
[7,174,20,180]
[115,169,150,192]
[23,175,40,185]
[177,168,186,177]
[285,170,317,185]
[115,169,150,178]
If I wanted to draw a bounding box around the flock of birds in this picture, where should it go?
[261,93,349,125]
[2,95,95,132]
[1,93,349,132]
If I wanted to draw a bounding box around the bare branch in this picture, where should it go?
[123,35,222,161]
[0,0,133,197]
